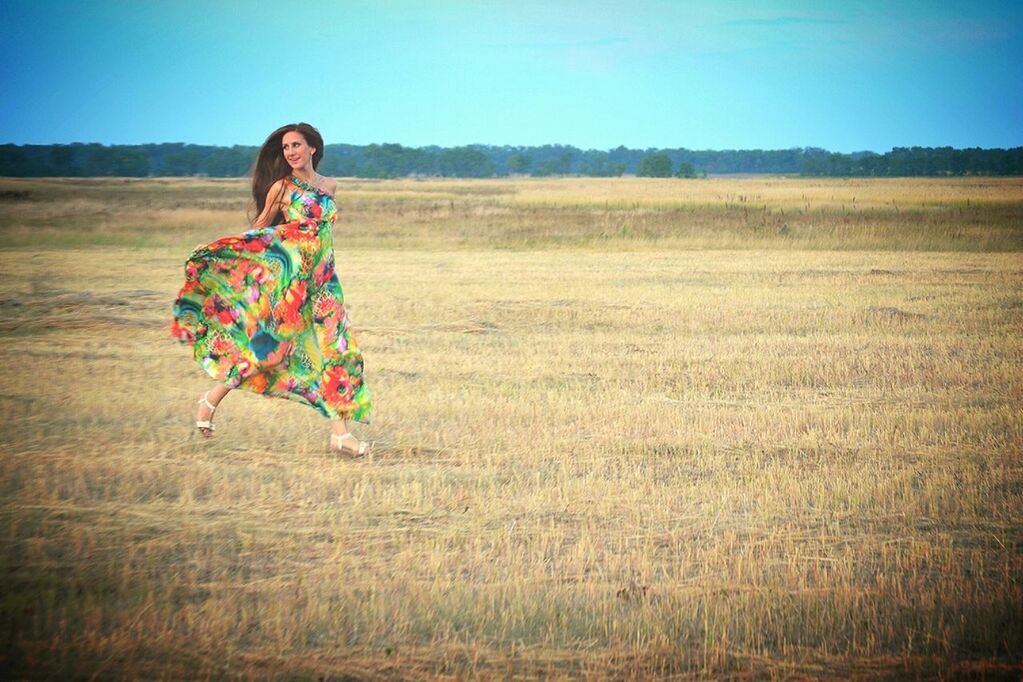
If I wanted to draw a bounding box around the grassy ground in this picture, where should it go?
[1,176,1021,678]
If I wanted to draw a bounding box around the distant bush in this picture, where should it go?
[675,161,698,178]
[637,153,673,177]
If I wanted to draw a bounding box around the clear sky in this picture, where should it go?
[1,0,1020,152]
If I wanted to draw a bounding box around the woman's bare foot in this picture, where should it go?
[329,432,372,457]
[196,393,217,438]
[195,385,230,438]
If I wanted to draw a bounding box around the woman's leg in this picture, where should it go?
[330,418,371,454]
[196,384,231,428]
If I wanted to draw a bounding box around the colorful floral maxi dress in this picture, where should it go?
[171,175,371,423]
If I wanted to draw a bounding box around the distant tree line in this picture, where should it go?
[800,146,1023,177]
[0,142,1019,178]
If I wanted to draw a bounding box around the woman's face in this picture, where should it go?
[282,131,316,171]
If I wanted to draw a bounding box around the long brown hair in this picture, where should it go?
[250,122,325,224]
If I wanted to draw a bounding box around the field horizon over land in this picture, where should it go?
[1,175,1021,678]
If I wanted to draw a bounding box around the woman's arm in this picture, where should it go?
[252,179,287,228]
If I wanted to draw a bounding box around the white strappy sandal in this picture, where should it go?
[196,391,218,438]
[329,432,372,458]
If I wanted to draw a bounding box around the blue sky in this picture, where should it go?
[1,0,1020,152]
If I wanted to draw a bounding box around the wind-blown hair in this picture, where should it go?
[250,122,324,224]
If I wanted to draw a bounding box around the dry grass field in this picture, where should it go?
[1,176,1021,678]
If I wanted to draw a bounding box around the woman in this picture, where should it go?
[171,122,372,456]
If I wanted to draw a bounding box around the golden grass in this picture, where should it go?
[2,176,1022,251]
[0,177,1021,678]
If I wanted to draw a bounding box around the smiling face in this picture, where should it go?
[282,131,316,172]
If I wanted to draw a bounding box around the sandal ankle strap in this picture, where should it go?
[197,392,218,412]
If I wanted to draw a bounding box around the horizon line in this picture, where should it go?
[3,141,1022,155]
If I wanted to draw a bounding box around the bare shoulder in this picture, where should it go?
[266,177,287,196]
[260,178,288,207]
[252,178,289,227]
[323,176,337,197]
